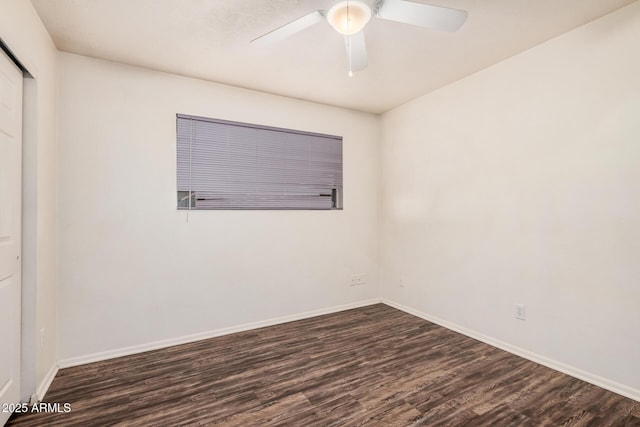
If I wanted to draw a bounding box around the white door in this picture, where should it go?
[0,48,23,425]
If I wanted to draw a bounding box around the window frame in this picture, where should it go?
[176,114,344,211]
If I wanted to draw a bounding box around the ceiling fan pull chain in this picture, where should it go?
[347,1,352,77]
[348,34,353,77]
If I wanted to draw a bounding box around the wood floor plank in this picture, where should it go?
[7,304,640,426]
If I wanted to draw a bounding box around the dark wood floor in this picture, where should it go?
[7,304,640,426]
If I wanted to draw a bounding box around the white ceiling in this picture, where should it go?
[31,0,636,113]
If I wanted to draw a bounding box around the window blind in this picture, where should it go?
[177,114,343,210]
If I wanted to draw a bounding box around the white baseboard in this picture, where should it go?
[59,298,382,369]
[382,298,640,403]
[36,363,59,401]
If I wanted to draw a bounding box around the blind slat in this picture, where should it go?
[177,115,343,210]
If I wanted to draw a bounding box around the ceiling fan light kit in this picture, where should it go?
[326,1,372,35]
[251,0,468,75]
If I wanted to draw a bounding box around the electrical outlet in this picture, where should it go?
[349,274,358,286]
[515,304,526,321]
[40,328,45,347]
[399,278,405,288]
[350,273,368,286]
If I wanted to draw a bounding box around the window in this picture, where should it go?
[177,114,343,210]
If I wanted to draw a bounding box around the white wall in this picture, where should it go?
[57,53,380,362]
[0,0,58,400]
[381,2,640,399]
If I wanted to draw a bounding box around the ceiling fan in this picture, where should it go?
[250,0,468,76]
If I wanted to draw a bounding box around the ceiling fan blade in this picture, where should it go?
[375,0,467,32]
[251,10,324,46]
[345,31,367,73]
